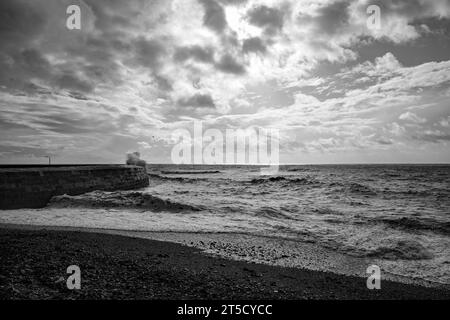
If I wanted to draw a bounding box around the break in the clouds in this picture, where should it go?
[0,0,449,164]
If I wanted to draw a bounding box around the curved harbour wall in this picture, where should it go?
[0,165,149,209]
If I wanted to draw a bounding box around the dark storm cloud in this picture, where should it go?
[413,132,450,143]
[0,0,47,45]
[174,45,215,63]
[215,54,246,74]
[83,0,145,32]
[247,5,284,34]
[152,74,173,91]
[174,45,248,76]
[0,47,95,94]
[133,37,166,70]
[314,1,350,35]
[19,49,51,74]
[10,49,52,82]
[242,37,267,53]
[0,1,98,93]
[198,0,228,33]
[57,73,94,93]
[0,1,52,93]
[0,0,171,96]
[178,93,216,108]
[63,35,134,89]
[81,60,123,87]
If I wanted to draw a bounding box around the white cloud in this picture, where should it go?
[399,112,426,124]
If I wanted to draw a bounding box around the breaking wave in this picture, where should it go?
[48,190,202,212]
[160,170,220,174]
[249,176,317,185]
[365,239,434,260]
[256,206,297,220]
[377,217,450,236]
[148,173,206,183]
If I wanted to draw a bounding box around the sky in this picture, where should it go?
[0,0,449,164]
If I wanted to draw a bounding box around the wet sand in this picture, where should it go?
[0,225,448,300]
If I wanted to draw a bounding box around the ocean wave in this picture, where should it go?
[249,176,287,184]
[256,206,296,220]
[381,188,449,198]
[249,176,317,185]
[312,207,345,215]
[365,239,433,260]
[271,227,435,261]
[286,168,306,172]
[347,182,377,195]
[48,190,202,212]
[381,171,402,178]
[328,182,377,195]
[378,217,450,236]
[160,170,220,174]
[148,173,206,183]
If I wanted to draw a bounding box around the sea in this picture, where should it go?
[1,164,449,285]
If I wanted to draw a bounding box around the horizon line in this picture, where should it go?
[1,162,450,166]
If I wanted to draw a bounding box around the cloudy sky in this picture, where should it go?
[1,0,449,164]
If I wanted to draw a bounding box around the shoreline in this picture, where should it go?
[0,223,449,299]
[1,222,448,290]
